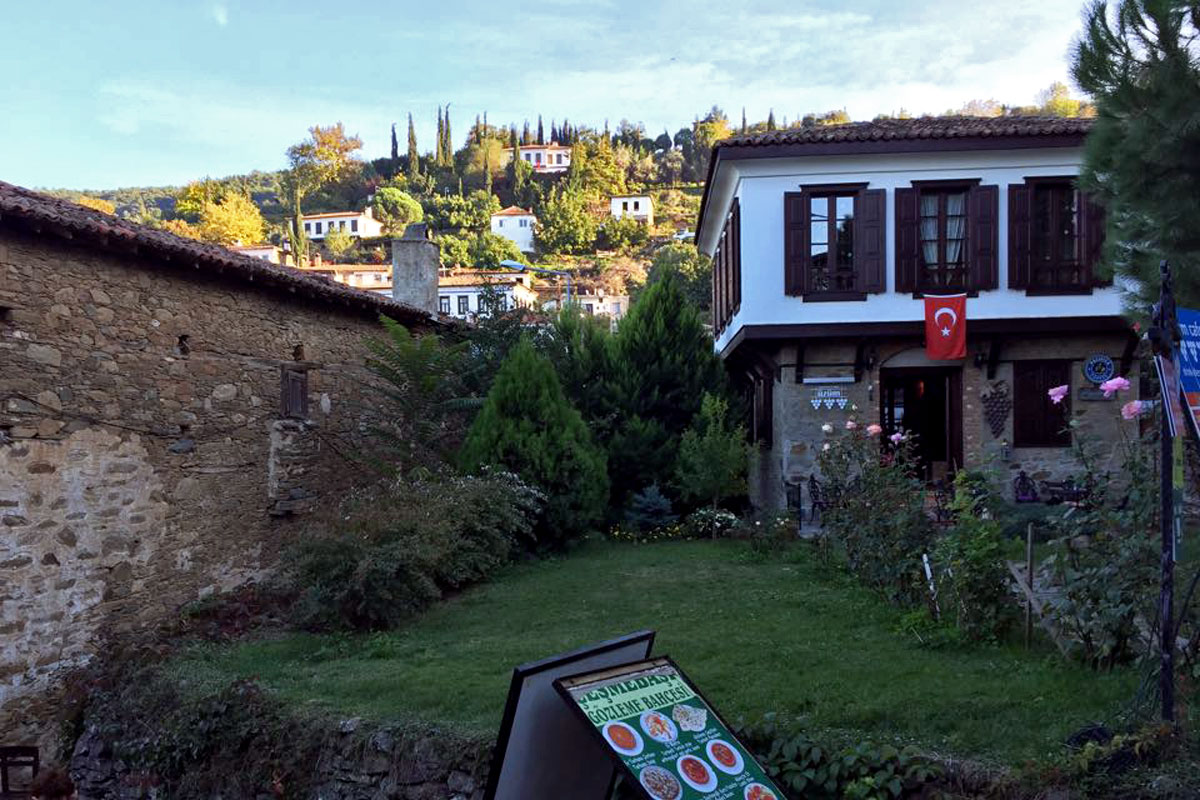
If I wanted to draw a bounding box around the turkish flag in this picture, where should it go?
[924,294,967,360]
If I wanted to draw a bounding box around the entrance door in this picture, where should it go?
[880,367,963,481]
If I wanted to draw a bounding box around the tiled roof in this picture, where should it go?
[0,180,439,326]
[492,206,534,217]
[301,210,365,218]
[717,115,1093,149]
[439,272,528,287]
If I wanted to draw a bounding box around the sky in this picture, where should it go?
[0,0,1089,190]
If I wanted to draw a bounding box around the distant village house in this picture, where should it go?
[438,270,538,319]
[489,206,537,253]
[610,194,653,225]
[501,143,572,174]
[302,207,383,240]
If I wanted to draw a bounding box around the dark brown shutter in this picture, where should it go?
[1013,360,1071,447]
[855,189,886,293]
[1008,184,1032,289]
[969,184,999,290]
[732,200,742,311]
[281,368,309,419]
[784,192,806,295]
[1081,192,1108,286]
[895,187,919,293]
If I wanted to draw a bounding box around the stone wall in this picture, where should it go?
[747,332,1134,511]
[0,229,435,757]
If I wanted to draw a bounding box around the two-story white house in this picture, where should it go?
[610,194,654,225]
[438,270,539,319]
[502,143,572,174]
[490,206,537,252]
[696,116,1134,510]
[302,207,384,240]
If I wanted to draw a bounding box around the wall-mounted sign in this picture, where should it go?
[1078,387,1115,402]
[556,658,786,800]
[1082,354,1116,385]
[1174,307,1200,440]
[810,387,849,410]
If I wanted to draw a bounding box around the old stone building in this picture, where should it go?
[0,182,446,756]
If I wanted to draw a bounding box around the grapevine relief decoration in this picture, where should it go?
[980,381,1011,439]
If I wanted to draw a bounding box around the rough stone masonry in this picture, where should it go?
[0,182,445,758]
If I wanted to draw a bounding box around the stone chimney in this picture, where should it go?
[391,223,439,314]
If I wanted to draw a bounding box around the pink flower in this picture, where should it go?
[1100,376,1131,398]
[1121,400,1144,420]
[822,443,831,452]
[1048,385,1070,405]
[845,420,858,430]
[1133,322,1142,333]
[867,424,882,437]
[889,432,905,444]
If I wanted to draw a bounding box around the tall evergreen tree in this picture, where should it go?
[767,109,776,131]
[390,123,399,162]
[474,114,482,145]
[509,125,518,148]
[407,113,420,179]
[1073,0,1200,308]
[436,106,445,166]
[484,149,493,194]
[442,105,453,166]
[608,271,726,507]
[460,338,609,549]
[522,120,532,145]
[537,115,545,145]
[741,107,747,133]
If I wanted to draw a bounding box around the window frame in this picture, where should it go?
[913,180,978,295]
[1019,175,1096,296]
[457,295,470,315]
[439,296,451,314]
[784,182,873,302]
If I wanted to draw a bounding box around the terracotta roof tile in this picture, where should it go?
[718,115,1093,149]
[0,180,443,326]
[492,206,534,217]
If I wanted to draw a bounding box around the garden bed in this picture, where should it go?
[170,539,1135,766]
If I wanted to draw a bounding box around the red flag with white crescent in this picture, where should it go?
[924,294,967,360]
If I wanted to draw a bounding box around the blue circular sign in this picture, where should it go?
[1083,354,1115,385]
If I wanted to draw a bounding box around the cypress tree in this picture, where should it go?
[460,338,608,549]
[741,107,747,133]
[522,121,532,145]
[484,149,493,194]
[509,126,518,148]
[390,123,399,162]
[436,107,445,166]
[767,109,776,131]
[537,115,545,145]
[406,113,420,179]
[443,105,453,165]
[1073,0,1200,307]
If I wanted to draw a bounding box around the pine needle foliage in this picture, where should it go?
[459,337,608,549]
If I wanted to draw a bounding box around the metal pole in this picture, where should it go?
[1025,523,1035,650]
[1154,259,1176,724]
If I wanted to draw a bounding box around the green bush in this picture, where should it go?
[599,214,648,251]
[288,469,542,631]
[623,484,677,531]
[684,507,739,539]
[816,426,935,606]
[460,338,608,549]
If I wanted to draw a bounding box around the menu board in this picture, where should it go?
[556,658,786,800]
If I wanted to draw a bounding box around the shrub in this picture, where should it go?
[624,484,677,531]
[599,214,648,251]
[676,393,748,511]
[684,507,738,539]
[742,511,797,555]
[459,338,608,549]
[816,425,935,605]
[288,469,542,631]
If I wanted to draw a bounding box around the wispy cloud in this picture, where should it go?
[211,3,228,26]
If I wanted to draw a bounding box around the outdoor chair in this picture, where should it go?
[808,474,828,523]
[930,480,955,525]
[1013,471,1039,503]
[0,746,38,799]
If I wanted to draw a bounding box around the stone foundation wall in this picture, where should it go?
[746,332,1134,511]
[0,230,435,757]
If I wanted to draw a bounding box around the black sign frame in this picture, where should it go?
[484,630,656,800]
[554,656,785,800]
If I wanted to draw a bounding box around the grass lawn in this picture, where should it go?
[171,540,1138,766]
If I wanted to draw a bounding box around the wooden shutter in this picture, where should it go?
[894,187,919,293]
[1080,192,1108,287]
[784,192,807,295]
[1008,184,1032,289]
[855,189,886,293]
[731,200,742,312]
[969,184,999,290]
[1013,360,1071,447]
[281,368,309,419]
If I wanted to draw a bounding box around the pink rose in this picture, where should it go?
[1047,384,1069,405]
[1121,400,1144,420]
[867,424,882,437]
[1100,376,1131,398]
[846,420,858,430]
[889,432,905,444]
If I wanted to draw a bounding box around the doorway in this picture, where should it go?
[880,367,963,482]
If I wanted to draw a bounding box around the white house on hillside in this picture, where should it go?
[610,194,654,225]
[502,143,572,174]
[302,208,384,240]
[490,206,537,252]
[696,116,1130,510]
[438,270,539,319]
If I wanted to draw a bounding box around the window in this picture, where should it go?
[784,186,884,300]
[524,153,532,162]
[498,219,505,228]
[622,201,629,211]
[303,222,311,233]
[314,222,323,234]
[895,183,998,294]
[338,220,346,230]
[1013,360,1072,447]
[458,295,470,315]
[535,153,542,164]
[918,189,968,290]
[439,296,451,314]
[351,219,358,233]
[633,200,640,211]
[713,199,742,332]
[374,273,384,283]
[1010,179,1104,294]
[556,154,563,164]
[519,219,527,228]
[583,303,594,315]
[280,367,309,419]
